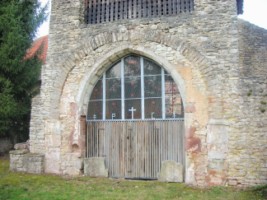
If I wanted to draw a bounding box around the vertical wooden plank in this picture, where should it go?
[143,122,145,178]
[151,122,154,178]
[169,121,175,160]
[104,122,107,173]
[152,122,155,178]
[123,0,127,19]
[152,123,155,178]
[96,0,100,24]
[93,123,95,156]
[181,0,185,13]
[163,0,167,15]
[110,0,114,22]
[87,123,89,157]
[168,0,172,15]
[133,122,137,178]
[120,122,124,177]
[86,0,89,24]
[92,0,96,24]
[116,122,119,177]
[114,0,118,21]
[90,122,92,157]
[106,0,109,22]
[173,0,177,15]
[133,0,137,18]
[158,0,161,16]
[143,122,146,178]
[160,121,163,175]
[141,0,144,18]
[119,122,122,177]
[101,0,105,23]
[160,0,163,16]
[152,0,157,17]
[93,122,95,157]
[182,121,185,167]
[115,122,118,177]
[114,122,117,177]
[86,123,88,157]
[136,122,140,178]
[166,120,168,160]
[190,0,194,12]
[128,0,132,19]
[142,122,145,177]
[185,0,188,13]
[123,122,127,177]
[153,123,156,178]
[181,121,184,164]
[173,121,177,162]
[114,122,117,176]
[178,121,182,163]
[90,0,93,24]
[177,0,181,13]
[126,123,129,177]
[99,129,103,156]
[129,122,132,178]
[118,0,121,20]
[178,121,181,163]
[148,122,150,178]
[131,122,134,177]
[156,125,160,178]
[88,122,90,157]
[110,122,114,176]
[92,123,95,156]
[128,124,132,177]
[117,122,120,177]
[138,122,141,178]
[143,0,147,18]
[172,0,175,15]
[147,0,151,18]
[172,121,175,160]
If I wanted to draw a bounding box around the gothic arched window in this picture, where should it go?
[87,55,184,120]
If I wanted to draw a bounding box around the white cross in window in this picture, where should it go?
[129,107,136,119]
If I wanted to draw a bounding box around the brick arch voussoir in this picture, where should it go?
[143,30,209,70]
[56,31,210,117]
[56,32,129,105]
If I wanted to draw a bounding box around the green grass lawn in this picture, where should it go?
[0,157,266,200]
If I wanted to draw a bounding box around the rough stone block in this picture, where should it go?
[26,154,45,174]
[158,160,183,182]
[84,157,108,177]
[9,151,44,174]
[14,140,29,150]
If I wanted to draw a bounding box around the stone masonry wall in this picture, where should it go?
[10,150,44,174]
[27,0,267,187]
[227,20,267,187]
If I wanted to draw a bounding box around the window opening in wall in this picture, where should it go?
[85,0,194,24]
[87,55,184,121]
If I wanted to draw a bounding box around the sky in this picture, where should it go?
[36,0,267,38]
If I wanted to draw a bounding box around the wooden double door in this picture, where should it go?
[86,120,184,179]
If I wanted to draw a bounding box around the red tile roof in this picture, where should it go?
[25,35,48,64]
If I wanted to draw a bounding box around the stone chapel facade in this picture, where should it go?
[10,0,267,187]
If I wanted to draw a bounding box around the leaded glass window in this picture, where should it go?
[87,55,184,120]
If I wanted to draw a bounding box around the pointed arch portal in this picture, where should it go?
[86,55,184,179]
